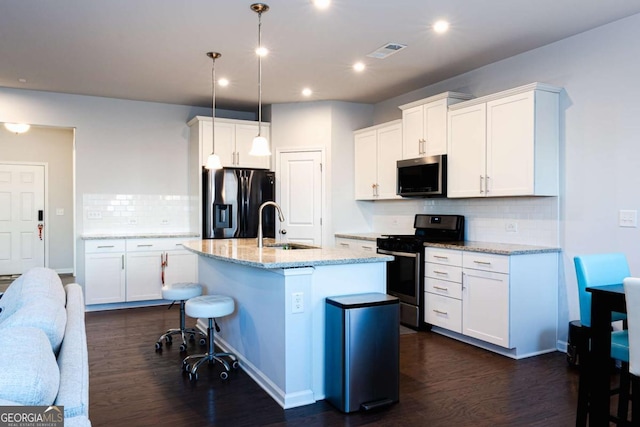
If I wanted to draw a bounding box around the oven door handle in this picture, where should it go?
[377,249,418,258]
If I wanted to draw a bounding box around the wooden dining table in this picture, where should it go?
[586,283,626,426]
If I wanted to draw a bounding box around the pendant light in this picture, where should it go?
[204,52,223,170]
[249,3,271,156]
[4,123,31,134]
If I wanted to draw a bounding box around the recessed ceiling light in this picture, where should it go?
[353,62,365,72]
[313,0,330,9]
[218,78,229,87]
[433,20,450,34]
[256,46,269,57]
[302,88,312,97]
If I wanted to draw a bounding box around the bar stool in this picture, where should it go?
[182,294,238,381]
[155,282,207,352]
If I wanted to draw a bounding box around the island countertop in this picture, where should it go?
[182,238,393,269]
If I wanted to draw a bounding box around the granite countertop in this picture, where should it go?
[81,232,201,240]
[424,241,561,255]
[334,232,385,241]
[182,238,393,269]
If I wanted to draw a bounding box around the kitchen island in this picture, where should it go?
[181,239,393,409]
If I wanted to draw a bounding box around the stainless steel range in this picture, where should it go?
[377,214,464,329]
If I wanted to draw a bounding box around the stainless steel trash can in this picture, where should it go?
[325,293,399,413]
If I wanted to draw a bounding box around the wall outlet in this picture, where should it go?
[505,221,518,232]
[292,292,304,314]
[87,211,102,219]
[619,210,638,228]
[128,218,138,225]
[161,219,170,225]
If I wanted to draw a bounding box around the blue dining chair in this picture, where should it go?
[623,276,640,424]
[574,253,630,426]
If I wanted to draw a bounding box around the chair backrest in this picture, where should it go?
[623,277,640,376]
[574,253,630,327]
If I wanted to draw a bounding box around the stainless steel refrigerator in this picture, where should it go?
[202,167,275,239]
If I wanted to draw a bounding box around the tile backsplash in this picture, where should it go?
[371,196,559,247]
[82,193,193,234]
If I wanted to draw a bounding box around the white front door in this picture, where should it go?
[277,150,322,245]
[0,164,46,275]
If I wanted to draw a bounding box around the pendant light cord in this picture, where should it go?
[211,56,216,151]
[257,10,263,137]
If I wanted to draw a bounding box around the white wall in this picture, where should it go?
[370,13,640,343]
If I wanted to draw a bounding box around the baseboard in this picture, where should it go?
[54,268,74,275]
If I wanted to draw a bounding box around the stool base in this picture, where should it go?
[183,318,238,381]
[155,300,207,352]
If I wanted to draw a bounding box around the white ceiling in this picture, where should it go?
[2,1,640,111]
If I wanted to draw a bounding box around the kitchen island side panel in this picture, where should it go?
[195,254,387,409]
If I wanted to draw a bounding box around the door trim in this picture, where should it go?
[274,146,326,245]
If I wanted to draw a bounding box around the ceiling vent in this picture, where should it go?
[366,43,407,59]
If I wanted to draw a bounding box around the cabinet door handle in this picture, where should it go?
[480,176,484,193]
[485,175,490,193]
[433,285,448,291]
[433,309,448,316]
[97,245,115,248]
[121,254,125,270]
[236,152,240,165]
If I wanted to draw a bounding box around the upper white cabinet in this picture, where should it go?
[399,92,472,158]
[354,120,402,200]
[447,83,561,198]
[188,116,271,170]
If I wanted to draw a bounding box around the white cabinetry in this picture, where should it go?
[334,237,376,252]
[84,238,197,306]
[447,83,560,198]
[399,92,472,158]
[424,246,558,359]
[354,120,402,200]
[188,116,270,169]
[84,240,126,305]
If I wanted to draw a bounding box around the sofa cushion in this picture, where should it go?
[0,326,60,406]
[0,267,65,322]
[55,284,90,420]
[0,298,67,354]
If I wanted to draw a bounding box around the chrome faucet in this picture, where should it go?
[257,201,285,248]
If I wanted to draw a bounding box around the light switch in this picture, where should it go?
[619,210,637,228]
[56,208,64,216]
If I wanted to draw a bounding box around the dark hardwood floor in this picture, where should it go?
[86,306,580,426]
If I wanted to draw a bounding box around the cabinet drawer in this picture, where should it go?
[425,248,462,266]
[335,237,376,252]
[126,238,195,252]
[85,240,125,253]
[425,277,462,300]
[463,252,509,274]
[425,263,462,283]
[424,293,462,333]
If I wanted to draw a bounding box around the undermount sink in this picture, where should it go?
[266,242,318,250]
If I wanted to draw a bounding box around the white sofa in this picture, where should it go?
[0,267,91,427]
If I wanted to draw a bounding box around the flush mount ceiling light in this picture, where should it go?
[302,88,312,97]
[313,0,330,9]
[353,62,365,72]
[433,20,450,34]
[204,52,223,170]
[249,3,271,157]
[218,78,230,87]
[4,123,31,134]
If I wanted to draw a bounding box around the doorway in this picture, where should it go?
[276,149,323,245]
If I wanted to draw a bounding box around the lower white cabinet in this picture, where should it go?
[424,246,558,358]
[85,240,126,305]
[85,238,197,306]
[334,237,377,252]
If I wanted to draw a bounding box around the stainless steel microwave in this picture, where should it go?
[397,155,447,197]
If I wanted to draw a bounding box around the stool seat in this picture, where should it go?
[186,295,234,319]
[162,282,203,301]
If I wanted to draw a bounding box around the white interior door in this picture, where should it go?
[278,150,322,245]
[0,164,46,275]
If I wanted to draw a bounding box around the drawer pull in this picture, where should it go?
[473,260,492,265]
[137,244,153,248]
[97,245,115,248]
[433,270,448,275]
[433,309,448,316]
[339,243,349,248]
[361,246,372,251]
[433,255,449,260]
[433,285,448,291]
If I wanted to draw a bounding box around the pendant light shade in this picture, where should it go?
[250,3,271,157]
[204,51,223,170]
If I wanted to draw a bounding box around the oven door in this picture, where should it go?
[377,248,422,327]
